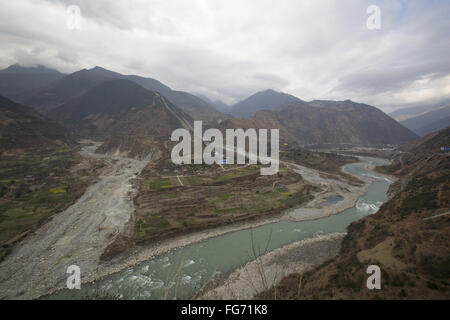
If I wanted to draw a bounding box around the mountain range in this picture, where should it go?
[259,126,450,299]
[0,95,73,154]
[221,98,418,146]
[0,64,65,103]
[401,125,450,153]
[0,64,423,151]
[389,99,450,121]
[48,79,191,137]
[399,105,450,137]
[230,89,303,118]
[197,94,231,114]
[0,65,225,123]
[389,99,450,136]
[48,78,195,158]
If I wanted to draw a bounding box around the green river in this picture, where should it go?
[46,157,392,299]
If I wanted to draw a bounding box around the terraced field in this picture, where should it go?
[133,163,315,243]
[0,148,104,261]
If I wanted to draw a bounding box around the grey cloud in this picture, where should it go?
[249,73,290,90]
[0,0,449,111]
[335,60,450,95]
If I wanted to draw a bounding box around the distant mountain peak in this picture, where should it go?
[83,66,121,77]
[0,64,62,74]
[196,94,230,114]
[89,66,110,72]
[230,89,303,118]
[47,77,193,149]
[260,88,277,94]
[3,64,226,123]
[0,64,66,103]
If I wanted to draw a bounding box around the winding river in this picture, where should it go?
[46,157,392,300]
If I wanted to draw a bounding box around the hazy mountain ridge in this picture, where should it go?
[0,65,65,103]
[401,126,450,153]
[230,89,303,118]
[414,116,450,137]
[14,65,225,122]
[1,64,418,148]
[48,79,158,137]
[0,95,73,154]
[389,99,450,121]
[24,66,120,113]
[46,79,193,157]
[399,105,450,137]
[196,94,231,114]
[221,99,417,146]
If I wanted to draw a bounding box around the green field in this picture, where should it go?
[0,149,100,262]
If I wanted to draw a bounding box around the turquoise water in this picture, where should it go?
[322,195,344,206]
[46,157,391,300]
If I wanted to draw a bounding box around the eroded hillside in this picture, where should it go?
[259,128,450,299]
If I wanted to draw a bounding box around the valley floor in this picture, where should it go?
[0,142,374,299]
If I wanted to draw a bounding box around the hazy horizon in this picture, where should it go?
[1,0,449,112]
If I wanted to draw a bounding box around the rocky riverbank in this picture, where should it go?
[0,151,381,299]
[198,233,345,299]
[73,159,377,296]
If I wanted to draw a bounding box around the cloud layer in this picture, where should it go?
[0,0,449,111]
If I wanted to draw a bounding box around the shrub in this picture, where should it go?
[427,281,438,290]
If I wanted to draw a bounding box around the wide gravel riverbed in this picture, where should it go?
[44,156,392,300]
[0,141,152,299]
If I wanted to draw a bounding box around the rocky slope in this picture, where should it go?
[21,65,225,122]
[197,94,231,114]
[389,99,450,122]
[400,126,450,154]
[400,105,450,136]
[0,95,73,154]
[48,79,192,157]
[0,65,65,103]
[258,128,450,299]
[221,100,418,146]
[231,89,303,118]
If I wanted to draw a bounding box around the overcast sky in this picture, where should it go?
[0,0,449,111]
